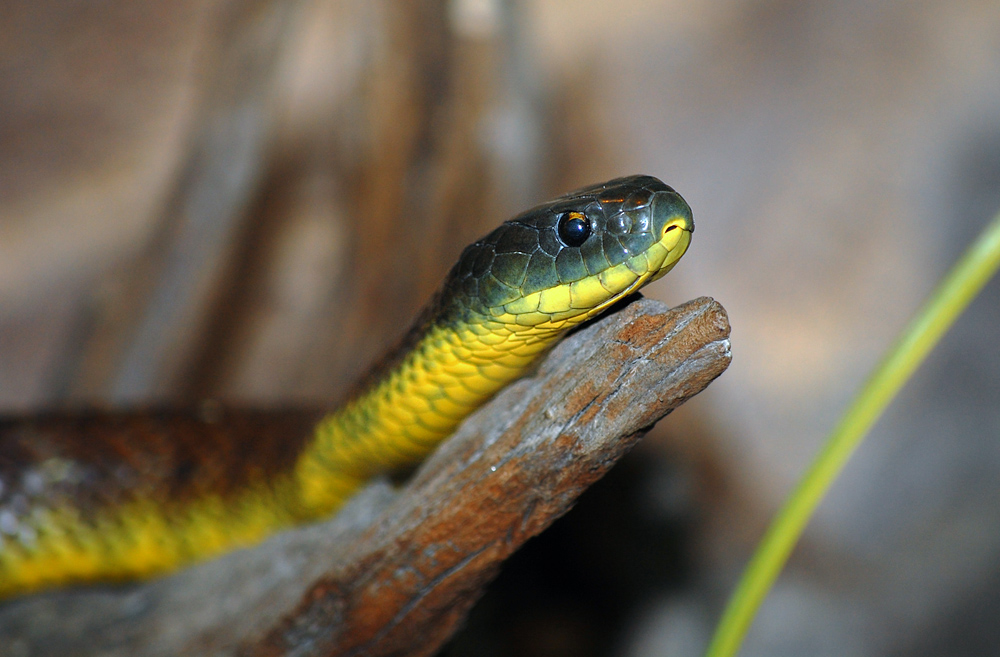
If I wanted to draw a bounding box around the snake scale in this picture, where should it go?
[0,175,693,598]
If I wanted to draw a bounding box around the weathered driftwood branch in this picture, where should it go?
[0,297,730,657]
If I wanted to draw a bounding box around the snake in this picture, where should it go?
[0,175,692,599]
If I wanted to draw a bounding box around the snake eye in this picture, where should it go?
[557,212,591,247]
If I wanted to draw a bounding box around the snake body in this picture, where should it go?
[0,175,692,598]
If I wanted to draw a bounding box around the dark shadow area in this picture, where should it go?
[439,443,699,657]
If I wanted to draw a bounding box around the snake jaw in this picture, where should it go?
[582,225,692,321]
[581,273,652,321]
[586,189,693,316]
[648,223,693,284]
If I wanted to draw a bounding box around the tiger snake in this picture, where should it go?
[0,175,693,598]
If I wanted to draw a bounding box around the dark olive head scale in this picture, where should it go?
[470,245,495,278]
[607,211,631,235]
[491,252,532,288]
[554,247,588,283]
[622,188,652,212]
[536,228,562,257]
[631,205,652,233]
[492,224,540,255]
[459,275,479,301]
[580,233,610,276]
[457,245,478,278]
[598,195,624,215]
[522,251,561,294]
[602,233,628,264]
[478,273,520,307]
[620,231,655,257]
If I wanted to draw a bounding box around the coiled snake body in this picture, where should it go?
[0,175,692,598]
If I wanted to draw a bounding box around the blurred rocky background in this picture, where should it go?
[1,0,999,655]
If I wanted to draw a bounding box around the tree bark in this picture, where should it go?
[0,296,731,657]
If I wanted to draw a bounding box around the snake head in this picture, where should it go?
[446,175,693,328]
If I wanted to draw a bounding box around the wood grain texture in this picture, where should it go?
[0,297,730,657]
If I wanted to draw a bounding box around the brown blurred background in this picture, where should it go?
[2,1,1000,655]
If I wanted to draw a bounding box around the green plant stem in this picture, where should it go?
[705,207,1000,657]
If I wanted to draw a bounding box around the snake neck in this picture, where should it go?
[291,306,565,517]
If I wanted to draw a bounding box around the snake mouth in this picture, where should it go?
[584,222,692,320]
[584,271,653,320]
